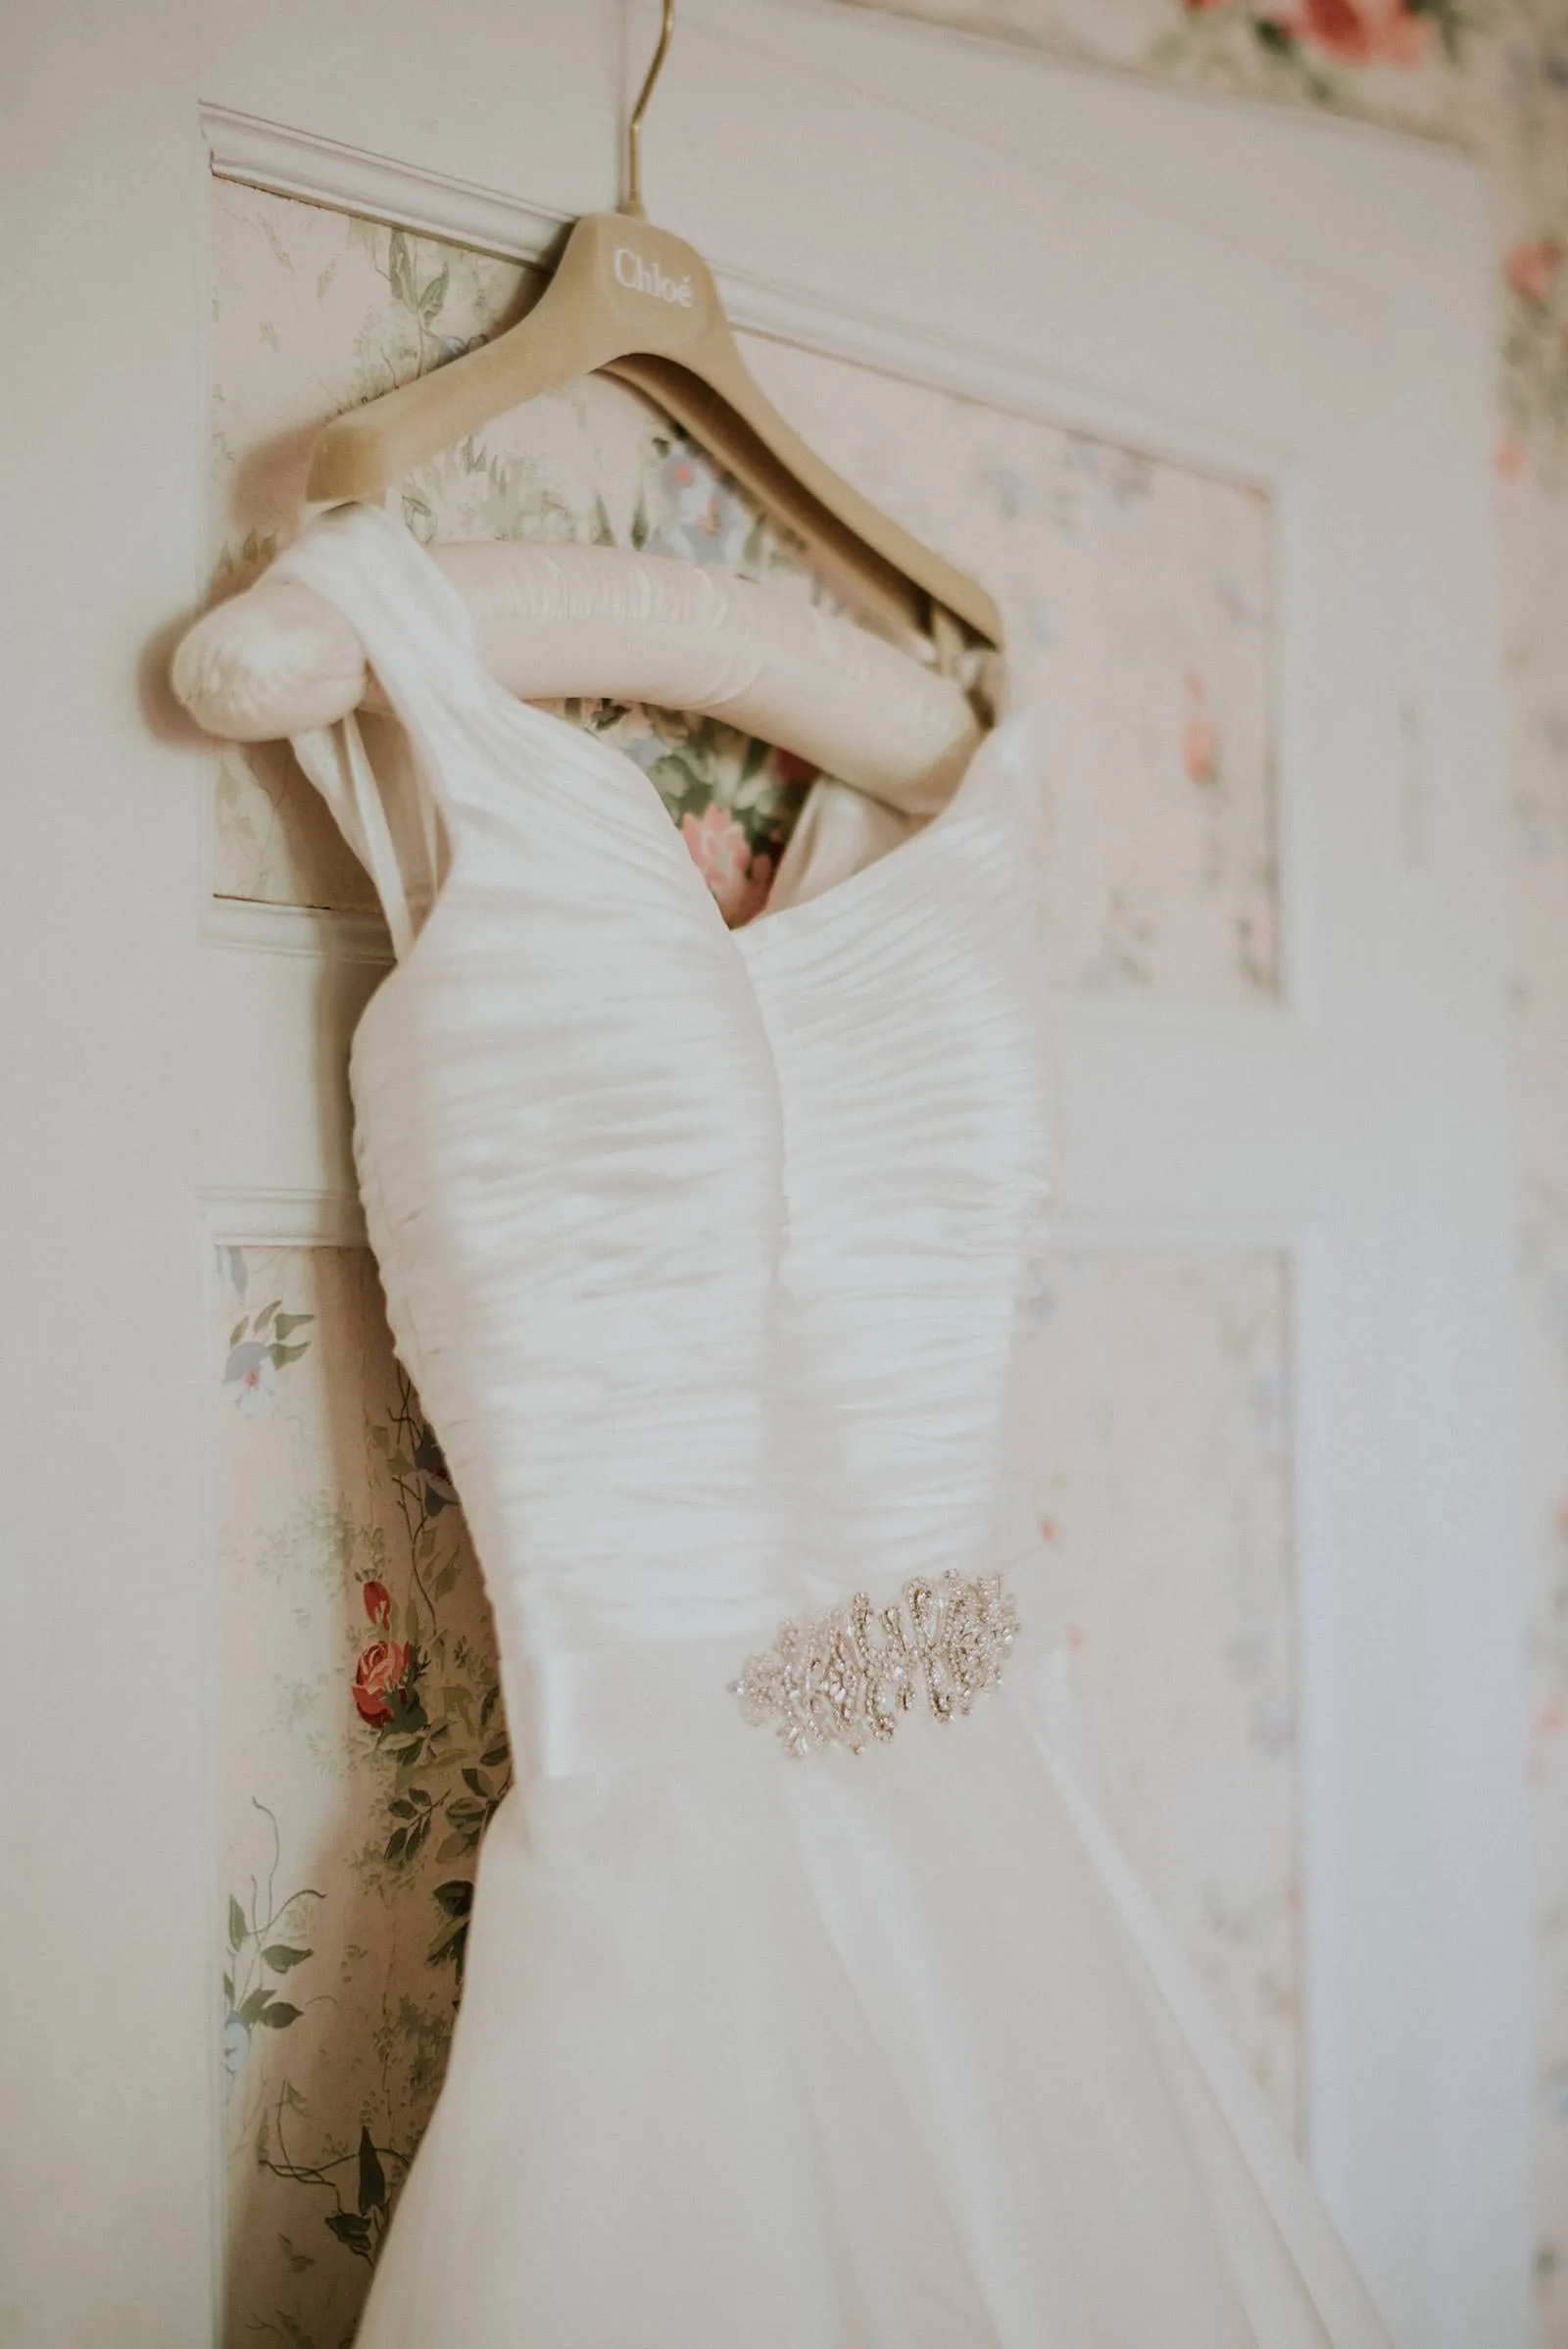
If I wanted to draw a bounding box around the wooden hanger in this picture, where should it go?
[304,0,1002,654]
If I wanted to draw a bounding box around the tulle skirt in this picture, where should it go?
[352,1641,1393,2348]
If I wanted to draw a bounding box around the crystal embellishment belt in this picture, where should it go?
[729,1571,1019,1758]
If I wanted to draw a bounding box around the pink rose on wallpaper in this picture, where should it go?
[1182,670,1220,786]
[1505,237,1564,305]
[1530,1694,1566,1786]
[362,1579,392,1630]
[1255,0,1430,65]
[353,1638,414,1728]
[665,454,718,536]
[1495,434,1528,484]
[1309,0,1426,65]
[680,804,774,926]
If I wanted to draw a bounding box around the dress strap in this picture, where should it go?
[270,500,492,702]
[289,710,416,960]
[269,502,499,960]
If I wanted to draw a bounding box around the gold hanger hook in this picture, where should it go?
[622,0,676,220]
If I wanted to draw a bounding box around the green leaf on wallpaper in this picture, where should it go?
[222,1971,234,2006]
[238,1985,273,2027]
[253,1299,278,1335]
[388,1738,422,1765]
[427,1877,475,1976]
[430,1562,459,1598]
[630,495,650,552]
[417,1530,436,1563]
[385,1827,409,1862]
[589,492,615,548]
[272,1311,315,1341]
[648,753,704,809]
[480,1743,510,1771]
[388,1451,414,1477]
[1407,0,1464,63]
[419,268,449,323]
[427,1916,468,1976]
[262,1943,313,1975]
[388,230,418,315]
[326,2209,373,2262]
[227,1317,248,1350]
[227,1895,246,1949]
[358,2127,387,2215]
[270,1343,312,1369]
[257,2000,302,2030]
[389,1799,417,1821]
[436,1832,469,1863]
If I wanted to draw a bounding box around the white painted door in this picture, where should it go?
[2,4,1528,2346]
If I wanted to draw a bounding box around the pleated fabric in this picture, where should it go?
[270,502,1395,2348]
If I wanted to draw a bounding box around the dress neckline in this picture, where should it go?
[289,504,1026,1034]
[364,503,1024,950]
[497,683,1028,958]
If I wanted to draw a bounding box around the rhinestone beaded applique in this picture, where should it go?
[728,1571,1019,1758]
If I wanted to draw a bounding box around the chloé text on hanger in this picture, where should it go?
[612,245,695,309]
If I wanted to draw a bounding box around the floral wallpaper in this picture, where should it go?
[857,0,1568,2331]
[218,1245,503,2348]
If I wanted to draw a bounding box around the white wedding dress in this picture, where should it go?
[274,501,1395,2348]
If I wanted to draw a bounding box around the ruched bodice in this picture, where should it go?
[744,796,1053,1602]
[277,502,1053,1666]
[271,501,1395,2349]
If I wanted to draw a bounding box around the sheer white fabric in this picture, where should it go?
[274,502,1394,2348]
